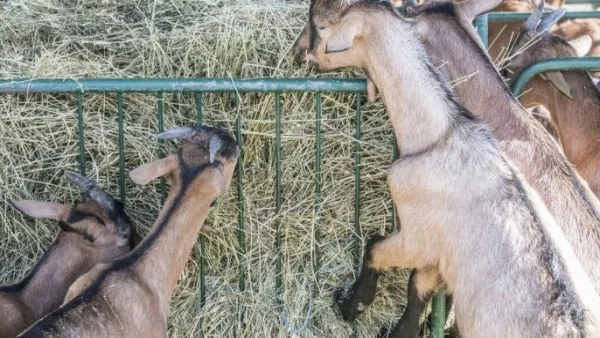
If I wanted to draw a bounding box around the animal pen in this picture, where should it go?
[1,2,600,337]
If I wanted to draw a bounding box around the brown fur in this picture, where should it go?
[296,0,600,336]
[309,3,600,336]
[507,27,600,198]
[1,196,132,338]
[18,126,239,338]
[486,0,600,77]
[527,104,560,141]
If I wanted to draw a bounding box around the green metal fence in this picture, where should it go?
[512,57,600,95]
[0,77,369,337]
[1,6,600,338]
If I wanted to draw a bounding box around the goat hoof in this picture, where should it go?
[333,283,363,322]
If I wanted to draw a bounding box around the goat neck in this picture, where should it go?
[0,232,92,337]
[410,3,528,139]
[131,167,220,302]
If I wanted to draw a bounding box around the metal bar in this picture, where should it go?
[195,92,203,122]
[511,57,600,95]
[353,95,362,268]
[76,92,85,176]
[195,92,205,338]
[0,78,367,94]
[314,94,322,277]
[156,92,166,203]
[275,93,283,306]
[565,0,600,4]
[391,142,398,233]
[235,94,246,292]
[117,93,126,205]
[488,11,600,21]
[431,291,447,338]
[474,14,489,48]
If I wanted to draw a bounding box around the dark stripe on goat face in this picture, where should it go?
[58,222,95,243]
[508,168,585,332]
[67,210,105,226]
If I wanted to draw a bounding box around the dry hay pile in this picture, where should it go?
[0,0,413,336]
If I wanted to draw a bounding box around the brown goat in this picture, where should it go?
[0,173,132,338]
[506,5,600,198]
[294,0,600,337]
[18,125,239,338]
[307,2,600,336]
[485,0,600,75]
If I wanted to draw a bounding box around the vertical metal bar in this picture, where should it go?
[235,94,246,292]
[76,92,85,175]
[195,92,203,122]
[275,93,283,305]
[431,290,447,338]
[314,94,322,277]
[391,140,398,232]
[117,93,126,205]
[353,95,362,268]
[156,92,166,202]
[474,14,489,48]
[195,92,205,338]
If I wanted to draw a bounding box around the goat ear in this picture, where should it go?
[536,8,566,33]
[541,71,573,99]
[325,16,363,54]
[8,200,71,221]
[458,0,503,22]
[129,155,176,185]
[568,35,592,57]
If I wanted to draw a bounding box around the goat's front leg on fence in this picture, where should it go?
[335,228,432,322]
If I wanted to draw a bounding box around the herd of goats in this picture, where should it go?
[2,0,600,336]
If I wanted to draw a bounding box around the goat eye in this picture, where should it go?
[318,26,326,30]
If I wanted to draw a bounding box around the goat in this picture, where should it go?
[486,0,557,65]
[393,1,600,336]
[505,4,600,198]
[296,0,600,336]
[0,172,132,338]
[17,125,239,338]
[307,2,600,336]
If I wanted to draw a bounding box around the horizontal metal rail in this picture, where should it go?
[565,0,600,4]
[0,78,366,93]
[488,10,600,21]
[511,57,600,95]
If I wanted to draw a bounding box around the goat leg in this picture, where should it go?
[334,235,385,321]
[378,269,429,338]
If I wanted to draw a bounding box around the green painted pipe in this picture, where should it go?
[431,291,447,338]
[0,78,366,93]
[488,11,600,21]
[511,57,600,96]
[474,14,489,47]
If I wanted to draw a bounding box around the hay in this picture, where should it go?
[0,0,413,336]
